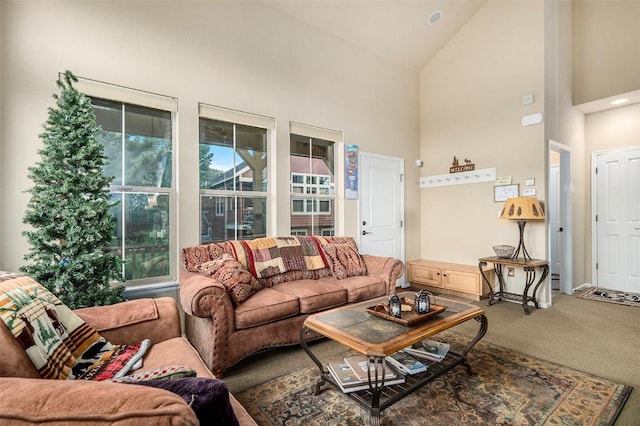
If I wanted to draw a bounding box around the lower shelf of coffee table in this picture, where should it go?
[323,351,465,413]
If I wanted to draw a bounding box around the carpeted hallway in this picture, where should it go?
[223,292,639,425]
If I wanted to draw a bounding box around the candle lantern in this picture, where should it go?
[388,293,402,318]
[414,290,431,314]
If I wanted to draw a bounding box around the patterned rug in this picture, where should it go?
[579,287,640,307]
[236,331,631,426]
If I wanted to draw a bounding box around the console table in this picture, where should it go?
[478,256,549,315]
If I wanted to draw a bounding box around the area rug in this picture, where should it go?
[579,287,640,307]
[236,331,632,426]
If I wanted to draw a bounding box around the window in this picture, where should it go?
[290,129,337,236]
[89,93,176,285]
[199,104,273,242]
[291,173,332,196]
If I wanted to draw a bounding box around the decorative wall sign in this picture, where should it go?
[345,144,358,199]
[450,156,475,173]
[494,184,519,202]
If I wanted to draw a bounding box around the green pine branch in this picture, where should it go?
[21,70,124,309]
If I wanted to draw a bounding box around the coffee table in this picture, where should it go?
[300,292,488,425]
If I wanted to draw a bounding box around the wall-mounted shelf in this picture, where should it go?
[419,167,496,188]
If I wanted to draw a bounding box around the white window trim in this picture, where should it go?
[289,122,344,235]
[199,103,274,129]
[74,75,178,286]
[74,76,177,112]
[198,103,276,237]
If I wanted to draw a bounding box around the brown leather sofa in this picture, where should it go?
[179,236,405,376]
[0,296,257,425]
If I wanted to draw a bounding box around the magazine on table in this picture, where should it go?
[403,339,450,362]
[327,361,404,393]
[385,351,428,375]
[343,355,402,382]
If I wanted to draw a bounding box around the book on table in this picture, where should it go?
[385,351,428,375]
[343,355,404,382]
[403,339,450,362]
[327,361,404,393]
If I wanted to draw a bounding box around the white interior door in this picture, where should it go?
[549,140,573,296]
[358,153,404,284]
[595,147,640,292]
[550,164,562,280]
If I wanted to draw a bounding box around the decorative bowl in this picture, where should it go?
[493,245,515,258]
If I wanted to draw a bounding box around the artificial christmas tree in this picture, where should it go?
[21,71,124,309]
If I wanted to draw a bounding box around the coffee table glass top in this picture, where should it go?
[304,292,484,356]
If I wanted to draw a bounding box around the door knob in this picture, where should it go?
[362,230,372,235]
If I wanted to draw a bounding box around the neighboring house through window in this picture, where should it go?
[289,122,340,237]
[199,104,273,242]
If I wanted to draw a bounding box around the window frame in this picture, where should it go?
[75,76,178,288]
[289,122,344,236]
[198,103,275,242]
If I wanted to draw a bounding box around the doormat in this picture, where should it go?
[236,331,632,426]
[579,287,640,307]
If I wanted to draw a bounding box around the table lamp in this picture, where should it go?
[500,196,545,261]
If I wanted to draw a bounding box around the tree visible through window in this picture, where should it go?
[199,117,268,242]
[92,98,173,282]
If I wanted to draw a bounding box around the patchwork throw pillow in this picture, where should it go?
[127,377,239,426]
[196,254,264,305]
[321,243,368,280]
[181,245,212,272]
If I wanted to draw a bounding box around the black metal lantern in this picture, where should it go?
[414,290,431,314]
[389,293,402,318]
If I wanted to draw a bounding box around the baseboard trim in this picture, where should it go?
[573,283,592,293]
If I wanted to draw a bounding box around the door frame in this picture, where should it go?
[591,145,640,289]
[358,151,405,284]
[548,140,573,297]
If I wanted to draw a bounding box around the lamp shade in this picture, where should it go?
[500,197,545,221]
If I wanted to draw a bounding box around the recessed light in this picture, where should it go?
[611,98,629,105]
[428,11,442,26]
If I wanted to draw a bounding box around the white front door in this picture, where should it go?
[358,153,404,284]
[595,146,640,292]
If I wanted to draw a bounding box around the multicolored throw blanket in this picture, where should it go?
[228,236,329,278]
[0,272,149,380]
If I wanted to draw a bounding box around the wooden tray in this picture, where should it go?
[365,297,447,326]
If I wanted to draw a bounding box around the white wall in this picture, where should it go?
[419,0,546,267]
[572,0,640,286]
[573,0,640,104]
[0,1,421,273]
[545,0,587,291]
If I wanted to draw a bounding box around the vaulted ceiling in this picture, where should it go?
[262,0,487,70]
